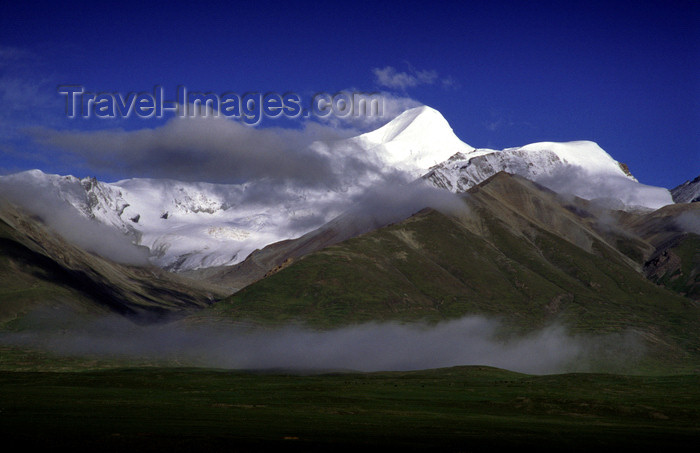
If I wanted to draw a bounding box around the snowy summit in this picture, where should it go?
[352,106,473,176]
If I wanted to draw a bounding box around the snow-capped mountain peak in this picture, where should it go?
[0,169,349,271]
[351,105,473,176]
[518,141,637,180]
[0,106,678,271]
[424,140,672,210]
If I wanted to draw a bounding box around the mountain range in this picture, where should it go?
[0,107,685,272]
[0,106,698,371]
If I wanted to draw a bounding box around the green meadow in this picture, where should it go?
[0,361,698,451]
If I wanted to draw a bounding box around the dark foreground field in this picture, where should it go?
[0,365,698,452]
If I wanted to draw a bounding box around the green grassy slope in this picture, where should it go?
[206,175,700,367]
[0,366,697,451]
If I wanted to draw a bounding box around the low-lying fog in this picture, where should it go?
[1,310,645,374]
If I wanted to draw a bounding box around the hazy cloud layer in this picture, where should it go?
[347,177,470,225]
[0,312,645,375]
[30,117,362,187]
[535,164,673,210]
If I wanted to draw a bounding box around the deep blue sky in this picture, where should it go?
[0,0,698,188]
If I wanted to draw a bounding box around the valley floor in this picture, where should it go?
[0,360,698,451]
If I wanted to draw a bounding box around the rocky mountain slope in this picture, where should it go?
[0,197,221,325]
[424,141,672,210]
[671,175,700,203]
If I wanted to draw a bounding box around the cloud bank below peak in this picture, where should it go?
[29,117,365,187]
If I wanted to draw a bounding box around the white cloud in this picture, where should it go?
[0,312,645,374]
[373,66,420,90]
[534,164,673,210]
[372,65,455,91]
[0,180,150,265]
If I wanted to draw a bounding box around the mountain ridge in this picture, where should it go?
[671,175,700,203]
[0,196,222,325]
[0,107,683,272]
[203,171,699,369]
